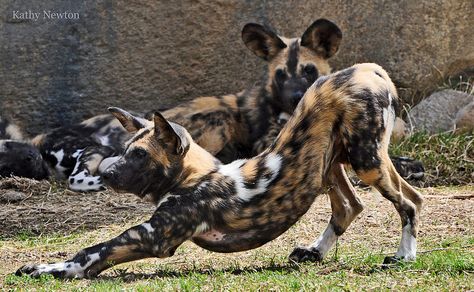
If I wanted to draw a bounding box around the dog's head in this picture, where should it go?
[0,140,50,180]
[103,107,193,199]
[242,18,342,113]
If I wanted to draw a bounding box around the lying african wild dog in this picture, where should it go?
[0,114,130,191]
[17,63,423,279]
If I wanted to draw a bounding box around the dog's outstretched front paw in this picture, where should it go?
[289,246,323,263]
[16,264,67,278]
[15,261,87,279]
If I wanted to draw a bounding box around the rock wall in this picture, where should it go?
[1,0,473,134]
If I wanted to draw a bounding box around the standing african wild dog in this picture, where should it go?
[17,63,423,279]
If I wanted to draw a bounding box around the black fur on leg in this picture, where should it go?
[288,246,323,263]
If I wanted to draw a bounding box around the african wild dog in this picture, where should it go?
[17,63,423,279]
[30,114,131,191]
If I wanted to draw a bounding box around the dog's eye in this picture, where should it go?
[275,69,287,80]
[133,148,148,158]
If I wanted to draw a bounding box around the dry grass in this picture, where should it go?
[0,177,154,238]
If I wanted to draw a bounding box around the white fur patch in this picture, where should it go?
[218,159,247,180]
[309,224,338,258]
[382,93,395,148]
[5,124,23,140]
[95,134,110,146]
[142,222,155,234]
[50,149,68,176]
[72,149,84,159]
[218,154,282,201]
[278,112,291,124]
[396,224,417,260]
[34,252,101,278]
[265,153,283,174]
[68,170,103,192]
[69,150,85,176]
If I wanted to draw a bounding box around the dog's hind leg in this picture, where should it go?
[289,163,364,263]
[355,152,423,263]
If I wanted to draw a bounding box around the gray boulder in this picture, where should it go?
[409,90,473,133]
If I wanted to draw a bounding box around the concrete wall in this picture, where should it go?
[1,0,473,135]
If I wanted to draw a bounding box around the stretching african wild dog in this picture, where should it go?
[17,63,423,279]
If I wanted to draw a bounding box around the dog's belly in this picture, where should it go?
[191,218,300,253]
[192,229,270,253]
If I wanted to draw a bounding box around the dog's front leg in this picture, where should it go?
[16,208,198,279]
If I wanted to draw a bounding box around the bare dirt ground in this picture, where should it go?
[0,177,473,285]
[0,177,154,238]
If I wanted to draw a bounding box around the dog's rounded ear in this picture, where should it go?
[108,107,147,133]
[301,19,342,59]
[153,112,190,156]
[242,23,287,61]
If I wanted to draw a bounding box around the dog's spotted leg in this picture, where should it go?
[68,145,116,192]
[290,164,363,263]
[16,204,204,279]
